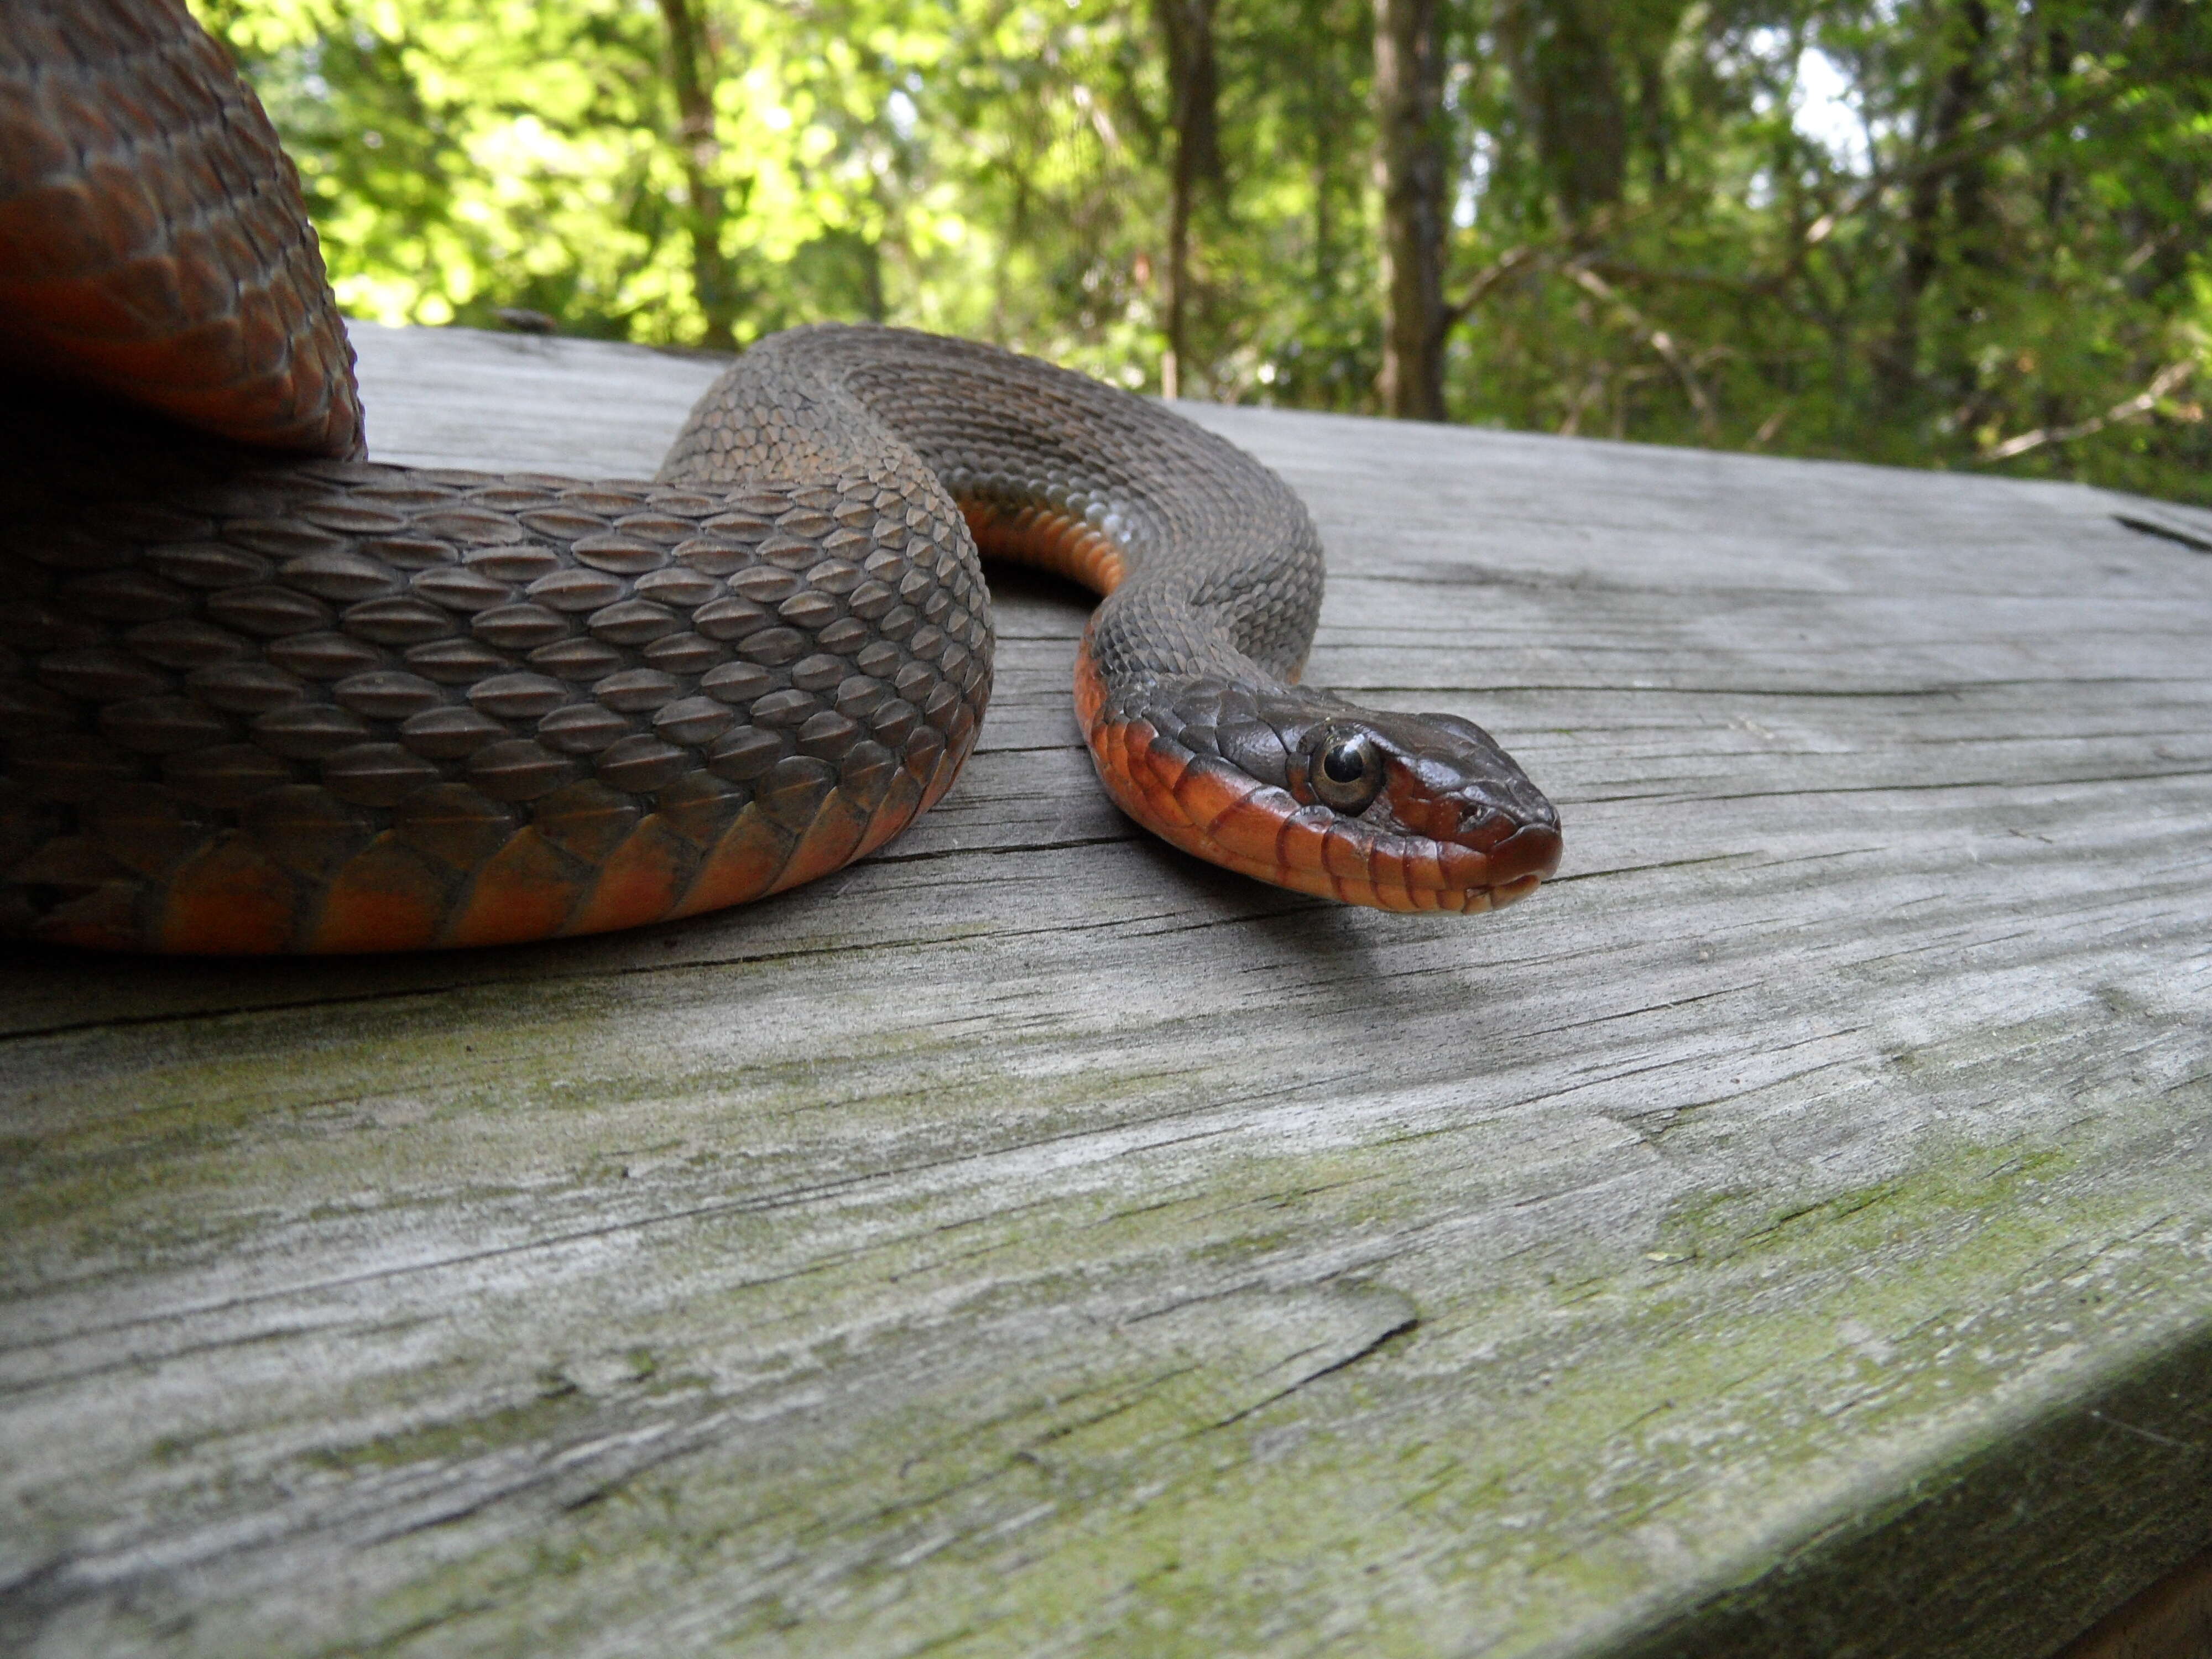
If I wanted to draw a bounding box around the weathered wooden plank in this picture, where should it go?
[2057,1542,2212,1659]
[2,321,2209,1658]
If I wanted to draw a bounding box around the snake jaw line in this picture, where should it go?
[1074,649,1561,912]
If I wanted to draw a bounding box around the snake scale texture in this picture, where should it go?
[0,0,1561,954]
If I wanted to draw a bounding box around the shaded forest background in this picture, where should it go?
[196,0,2212,503]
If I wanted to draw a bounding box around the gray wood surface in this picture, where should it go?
[3,320,2210,1659]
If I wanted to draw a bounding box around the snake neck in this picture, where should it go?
[704,327,1561,916]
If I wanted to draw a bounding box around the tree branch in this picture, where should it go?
[1442,244,1537,327]
[1560,262,1718,438]
[1796,78,2130,257]
[1979,362,2197,462]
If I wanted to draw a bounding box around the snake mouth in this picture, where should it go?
[1088,715,1562,913]
[1069,643,1561,915]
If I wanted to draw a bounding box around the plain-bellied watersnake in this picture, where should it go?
[0,0,1561,953]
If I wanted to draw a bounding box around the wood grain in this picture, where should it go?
[3,321,2209,1658]
[2057,1542,2212,1659]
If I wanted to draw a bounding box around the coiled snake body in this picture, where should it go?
[0,0,1560,953]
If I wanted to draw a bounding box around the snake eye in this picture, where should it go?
[1310,727,1385,813]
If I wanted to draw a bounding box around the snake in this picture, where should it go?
[0,0,1561,954]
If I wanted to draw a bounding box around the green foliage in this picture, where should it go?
[192,0,2212,501]
[197,0,676,337]
[1451,1,2212,501]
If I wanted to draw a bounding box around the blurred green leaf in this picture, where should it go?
[190,0,2212,502]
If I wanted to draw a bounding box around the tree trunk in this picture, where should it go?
[1155,0,1221,399]
[1882,0,1990,410]
[1496,0,1626,227]
[1636,49,1670,191]
[1373,0,1448,420]
[1304,0,1339,296]
[658,0,739,351]
[1165,160,1192,399]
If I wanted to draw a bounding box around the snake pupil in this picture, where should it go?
[1309,729,1383,812]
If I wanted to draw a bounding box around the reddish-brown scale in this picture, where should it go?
[1,0,1559,951]
[310,837,447,953]
[442,828,585,948]
[963,503,1129,598]
[1491,873,1542,908]
[1072,645,1110,730]
[771,797,872,895]
[1204,794,1288,869]
[671,807,791,920]
[851,772,925,859]
[533,783,641,868]
[566,818,694,938]
[154,831,296,952]
[1272,806,1332,883]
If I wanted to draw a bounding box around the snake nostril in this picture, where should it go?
[1456,805,1509,851]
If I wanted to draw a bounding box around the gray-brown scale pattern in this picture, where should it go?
[0,396,989,950]
[697,327,1333,795]
[1,0,1559,947]
[722,328,1556,851]
[0,0,363,455]
[713,327,1326,689]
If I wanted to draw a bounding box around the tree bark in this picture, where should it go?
[1496,0,1626,227]
[1373,0,1448,420]
[659,0,739,351]
[1303,0,1341,295]
[1883,0,1990,410]
[1155,0,1221,399]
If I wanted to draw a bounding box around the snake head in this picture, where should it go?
[1285,706,1559,877]
[1266,703,1562,911]
[1082,667,1563,914]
